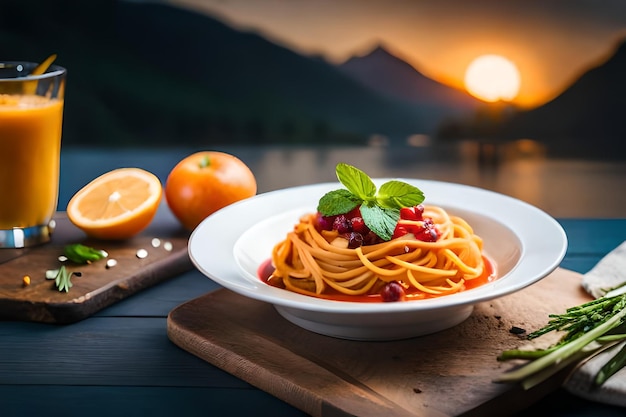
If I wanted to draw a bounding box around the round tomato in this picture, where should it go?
[165,151,257,230]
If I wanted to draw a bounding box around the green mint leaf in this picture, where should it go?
[376,180,425,209]
[335,163,376,201]
[317,163,427,240]
[360,204,400,241]
[317,189,361,216]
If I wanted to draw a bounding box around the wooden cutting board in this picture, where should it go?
[167,268,592,417]
[0,212,192,323]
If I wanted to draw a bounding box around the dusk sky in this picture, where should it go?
[168,0,626,108]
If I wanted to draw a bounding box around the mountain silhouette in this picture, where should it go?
[1,0,452,146]
[339,46,480,110]
[114,2,439,139]
[2,0,623,157]
[501,39,626,158]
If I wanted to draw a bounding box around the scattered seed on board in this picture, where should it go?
[163,241,173,251]
[22,275,31,287]
[58,255,68,262]
[136,249,148,259]
[106,259,118,269]
[151,238,161,248]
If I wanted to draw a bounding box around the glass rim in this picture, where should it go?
[0,61,66,82]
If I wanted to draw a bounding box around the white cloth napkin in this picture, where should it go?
[581,241,626,299]
[564,241,626,407]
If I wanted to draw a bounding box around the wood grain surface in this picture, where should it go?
[167,268,592,417]
[0,212,192,323]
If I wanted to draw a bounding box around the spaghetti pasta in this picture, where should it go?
[266,205,492,301]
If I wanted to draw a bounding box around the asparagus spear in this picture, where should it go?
[495,291,626,389]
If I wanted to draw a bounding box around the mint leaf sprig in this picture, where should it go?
[317,163,425,241]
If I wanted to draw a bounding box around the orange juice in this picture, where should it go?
[0,94,63,229]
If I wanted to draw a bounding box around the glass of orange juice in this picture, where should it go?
[0,61,66,248]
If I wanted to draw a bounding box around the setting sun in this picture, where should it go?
[464,55,521,102]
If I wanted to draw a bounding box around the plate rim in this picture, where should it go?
[188,179,568,314]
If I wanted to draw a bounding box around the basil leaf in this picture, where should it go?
[360,204,400,241]
[376,180,425,209]
[317,189,361,216]
[335,163,376,201]
[64,243,107,264]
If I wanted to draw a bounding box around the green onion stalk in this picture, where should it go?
[495,288,626,390]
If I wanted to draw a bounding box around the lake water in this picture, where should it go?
[60,141,625,218]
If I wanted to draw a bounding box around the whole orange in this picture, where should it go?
[165,151,257,230]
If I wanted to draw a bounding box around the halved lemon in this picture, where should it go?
[67,168,162,240]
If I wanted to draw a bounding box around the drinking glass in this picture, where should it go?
[0,61,66,248]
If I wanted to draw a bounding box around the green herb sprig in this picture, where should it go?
[44,244,107,293]
[495,289,626,389]
[63,243,108,264]
[317,163,425,240]
[46,266,82,293]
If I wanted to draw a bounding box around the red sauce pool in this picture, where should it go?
[258,256,497,303]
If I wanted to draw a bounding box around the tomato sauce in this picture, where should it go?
[258,256,497,303]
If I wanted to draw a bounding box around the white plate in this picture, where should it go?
[188,179,567,341]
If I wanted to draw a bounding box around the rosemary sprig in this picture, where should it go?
[42,244,106,293]
[46,266,81,293]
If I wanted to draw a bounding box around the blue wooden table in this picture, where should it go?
[1,146,624,416]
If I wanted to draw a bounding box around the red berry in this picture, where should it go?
[350,216,368,234]
[315,212,335,231]
[333,215,352,234]
[413,229,428,241]
[364,231,384,245]
[400,207,418,220]
[347,232,364,248]
[429,227,439,240]
[380,281,405,302]
[400,205,425,221]
[346,206,361,219]
[392,225,409,239]
[413,223,440,242]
